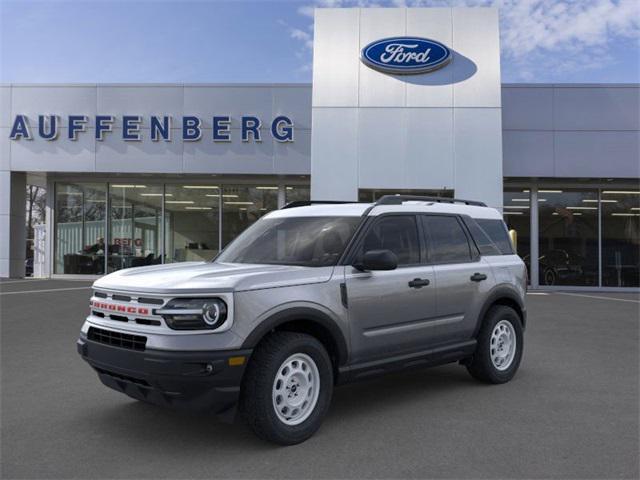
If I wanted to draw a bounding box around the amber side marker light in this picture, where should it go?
[228,356,246,366]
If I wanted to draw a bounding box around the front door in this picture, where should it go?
[345,214,437,363]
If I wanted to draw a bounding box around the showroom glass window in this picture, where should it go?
[537,189,598,286]
[54,183,106,274]
[108,184,162,273]
[221,185,279,248]
[285,185,310,204]
[503,189,531,281]
[601,189,640,287]
[164,185,220,263]
[358,189,453,202]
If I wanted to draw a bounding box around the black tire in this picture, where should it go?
[240,331,333,445]
[466,305,523,384]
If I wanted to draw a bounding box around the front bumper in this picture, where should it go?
[77,334,252,415]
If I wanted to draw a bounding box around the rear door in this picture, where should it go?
[345,214,437,363]
[421,215,492,342]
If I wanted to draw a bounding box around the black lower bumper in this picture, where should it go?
[77,335,252,416]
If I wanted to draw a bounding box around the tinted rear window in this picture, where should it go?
[476,219,514,255]
[422,216,472,264]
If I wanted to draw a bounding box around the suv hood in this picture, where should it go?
[92,261,335,294]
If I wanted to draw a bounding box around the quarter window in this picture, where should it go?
[422,216,472,264]
[359,216,420,265]
[476,219,514,255]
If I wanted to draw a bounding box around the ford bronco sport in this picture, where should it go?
[78,195,527,445]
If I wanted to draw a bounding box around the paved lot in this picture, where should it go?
[1,279,638,479]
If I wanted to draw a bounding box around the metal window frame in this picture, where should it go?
[530,186,539,289]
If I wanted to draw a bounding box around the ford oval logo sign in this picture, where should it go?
[361,37,452,75]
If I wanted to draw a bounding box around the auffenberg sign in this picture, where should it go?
[8,114,295,142]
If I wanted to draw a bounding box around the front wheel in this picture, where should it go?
[466,305,523,384]
[240,332,333,445]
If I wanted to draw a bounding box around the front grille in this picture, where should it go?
[137,297,164,305]
[112,294,132,302]
[88,327,147,351]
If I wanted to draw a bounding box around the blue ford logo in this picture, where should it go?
[361,37,452,75]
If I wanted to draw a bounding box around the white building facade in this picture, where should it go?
[1,7,638,290]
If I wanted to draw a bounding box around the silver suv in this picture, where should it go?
[77,195,527,444]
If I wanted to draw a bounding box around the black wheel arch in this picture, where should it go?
[474,285,527,337]
[241,307,349,371]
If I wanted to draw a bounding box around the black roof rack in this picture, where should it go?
[281,200,362,209]
[374,195,487,207]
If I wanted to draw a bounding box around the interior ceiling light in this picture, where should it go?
[165,200,194,204]
[183,186,219,189]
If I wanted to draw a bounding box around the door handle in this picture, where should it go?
[408,278,430,288]
[470,272,488,282]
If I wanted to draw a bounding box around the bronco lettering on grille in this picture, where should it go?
[90,300,149,316]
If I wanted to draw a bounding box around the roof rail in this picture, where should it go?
[374,195,487,207]
[281,200,360,209]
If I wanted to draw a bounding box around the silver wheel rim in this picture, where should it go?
[490,320,517,371]
[272,353,320,426]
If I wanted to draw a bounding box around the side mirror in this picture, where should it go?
[354,249,398,271]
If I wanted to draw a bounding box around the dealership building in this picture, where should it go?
[1,7,638,290]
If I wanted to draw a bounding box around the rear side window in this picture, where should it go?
[476,219,514,255]
[359,215,420,265]
[422,216,472,264]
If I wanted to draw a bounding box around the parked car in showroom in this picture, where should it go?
[77,195,527,444]
[524,249,598,286]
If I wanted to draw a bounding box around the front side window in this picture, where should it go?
[358,215,420,265]
[422,215,472,264]
[216,216,360,267]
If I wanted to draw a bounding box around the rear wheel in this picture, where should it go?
[466,305,523,384]
[240,331,333,445]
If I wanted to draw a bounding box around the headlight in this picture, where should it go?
[156,298,228,331]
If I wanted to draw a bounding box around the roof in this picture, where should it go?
[266,201,503,220]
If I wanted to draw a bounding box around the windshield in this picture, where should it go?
[216,216,361,267]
